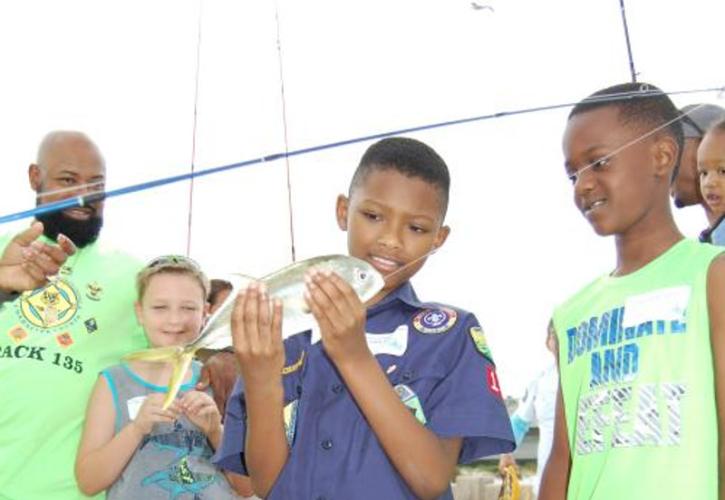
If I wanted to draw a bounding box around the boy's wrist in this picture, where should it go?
[245,378,284,402]
[334,349,376,378]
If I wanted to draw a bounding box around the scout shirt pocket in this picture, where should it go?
[385,360,447,428]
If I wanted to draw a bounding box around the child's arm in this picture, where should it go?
[707,254,725,500]
[538,333,570,500]
[498,382,537,474]
[306,270,462,500]
[230,283,288,498]
[75,377,178,495]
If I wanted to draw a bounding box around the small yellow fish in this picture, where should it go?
[124,254,384,409]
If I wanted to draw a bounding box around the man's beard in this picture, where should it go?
[35,208,103,248]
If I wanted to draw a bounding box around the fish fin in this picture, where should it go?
[123,346,183,363]
[162,350,196,410]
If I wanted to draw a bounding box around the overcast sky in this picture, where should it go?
[0,0,723,395]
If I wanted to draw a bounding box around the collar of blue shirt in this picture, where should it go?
[369,281,423,312]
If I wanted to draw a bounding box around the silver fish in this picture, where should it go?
[124,254,385,408]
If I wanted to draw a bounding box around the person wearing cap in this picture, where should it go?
[672,103,725,226]
[0,131,236,500]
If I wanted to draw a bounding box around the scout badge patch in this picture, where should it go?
[469,326,493,361]
[394,384,427,425]
[486,365,502,398]
[412,307,457,334]
[283,400,299,445]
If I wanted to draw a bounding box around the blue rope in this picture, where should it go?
[2,84,721,225]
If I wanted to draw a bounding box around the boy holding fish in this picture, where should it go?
[75,255,246,498]
[538,83,725,500]
[216,137,515,499]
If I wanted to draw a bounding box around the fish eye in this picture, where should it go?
[355,269,368,282]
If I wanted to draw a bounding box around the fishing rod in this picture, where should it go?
[618,0,637,83]
[1,84,722,226]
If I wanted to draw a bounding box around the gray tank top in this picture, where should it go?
[102,362,237,499]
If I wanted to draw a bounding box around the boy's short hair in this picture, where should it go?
[569,82,684,178]
[136,255,210,302]
[349,137,450,217]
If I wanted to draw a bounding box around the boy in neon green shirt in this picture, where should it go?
[539,83,725,500]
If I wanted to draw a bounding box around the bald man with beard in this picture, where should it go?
[0,131,236,500]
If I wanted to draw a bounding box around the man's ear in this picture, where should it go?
[29,164,42,192]
[336,194,349,231]
[432,225,451,252]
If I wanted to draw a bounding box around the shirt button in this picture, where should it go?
[296,385,303,396]
[332,383,343,394]
[402,370,413,382]
[321,439,333,450]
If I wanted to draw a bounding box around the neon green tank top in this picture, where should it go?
[553,239,723,500]
[0,235,147,500]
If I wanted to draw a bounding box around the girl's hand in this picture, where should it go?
[130,393,179,437]
[231,282,285,390]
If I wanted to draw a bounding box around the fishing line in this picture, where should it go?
[185,0,204,256]
[274,0,297,263]
[35,180,106,200]
[381,247,440,285]
[4,84,723,225]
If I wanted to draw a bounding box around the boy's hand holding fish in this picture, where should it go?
[304,268,371,366]
[231,281,285,389]
[230,280,290,495]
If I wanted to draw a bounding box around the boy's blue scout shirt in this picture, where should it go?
[215,282,515,499]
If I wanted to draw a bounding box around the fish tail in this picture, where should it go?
[161,349,197,410]
[123,345,184,362]
[123,345,199,410]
